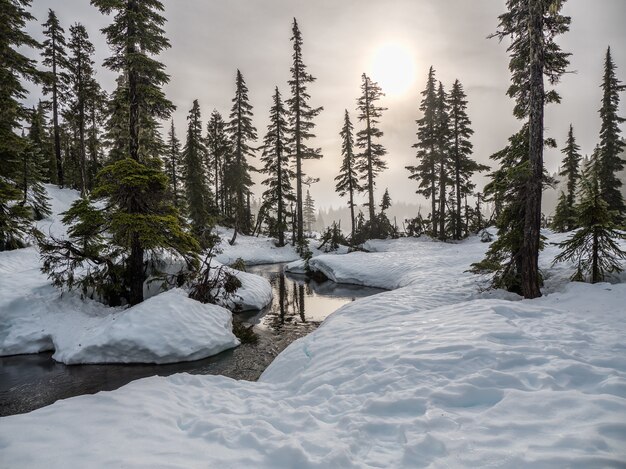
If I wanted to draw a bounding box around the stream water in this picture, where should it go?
[0,263,383,416]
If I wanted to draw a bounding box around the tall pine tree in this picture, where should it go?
[226,70,257,245]
[435,82,452,240]
[165,120,183,209]
[552,124,581,231]
[287,18,323,247]
[335,109,363,240]
[597,46,626,220]
[260,87,293,247]
[355,73,387,234]
[206,110,229,216]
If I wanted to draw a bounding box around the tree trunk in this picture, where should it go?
[364,78,376,229]
[521,0,544,299]
[52,32,64,187]
[430,144,437,237]
[438,158,446,240]
[591,229,599,283]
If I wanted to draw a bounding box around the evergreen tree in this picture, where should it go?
[66,22,97,195]
[335,109,363,240]
[182,100,213,246]
[380,188,391,212]
[21,108,52,220]
[554,160,626,283]
[407,67,439,237]
[31,101,55,184]
[41,8,68,187]
[488,0,570,298]
[206,110,229,215]
[164,120,183,209]
[225,70,257,244]
[85,81,106,189]
[597,46,626,220]
[552,124,581,231]
[355,73,387,233]
[303,190,316,233]
[0,0,41,250]
[448,79,488,239]
[260,87,294,247]
[435,82,452,240]
[287,18,323,246]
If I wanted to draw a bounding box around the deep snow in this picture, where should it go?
[1,222,625,467]
[0,185,271,364]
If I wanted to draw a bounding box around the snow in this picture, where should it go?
[0,185,271,364]
[2,226,625,467]
[215,227,301,265]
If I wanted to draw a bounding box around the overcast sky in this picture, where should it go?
[23,0,626,209]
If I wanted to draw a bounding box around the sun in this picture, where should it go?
[369,42,417,97]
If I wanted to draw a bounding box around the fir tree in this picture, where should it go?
[552,124,581,231]
[407,66,439,237]
[303,190,316,233]
[165,120,183,209]
[597,46,626,220]
[66,22,97,195]
[206,110,229,215]
[41,9,68,187]
[335,109,363,240]
[435,82,452,240]
[380,188,391,213]
[448,79,488,239]
[260,87,294,247]
[553,160,626,283]
[182,100,213,245]
[355,73,387,233]
[21,108,52,220]
[488,0,570,298]
[226,70,257,244]
[0,0,41,250]
[287,18,323,246]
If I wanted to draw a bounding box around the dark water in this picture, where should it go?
[0,264,383,416]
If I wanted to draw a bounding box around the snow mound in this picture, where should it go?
[53,289,238,364]
[223,265,273,311]
[215,228,300,265]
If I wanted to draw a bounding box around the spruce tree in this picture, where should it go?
[165,120,183,209]
[206,110,229,215]
[355,73,387,234]
[435,82,452,240]
[66,22,97,195]
[182,100,213,245]
[407,67,439,237]
[0,0,41,250]
[287,18,323,246]
[554,160,626,283]
[41,9,68,187]
[380,188,391,213]
[335,109,363,240]
[226,70,257,244]
[21,108,52,220]
[260,87,294,247]
[552,124,581,231]
[303,190,316,233]
[597,46,626,220]
[488,0,570,298]
[448,79,488,239]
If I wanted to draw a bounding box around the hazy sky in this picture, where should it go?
[23,0,626,210]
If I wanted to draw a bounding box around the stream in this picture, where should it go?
[0,263,384,416]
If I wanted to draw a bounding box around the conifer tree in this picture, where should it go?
[21,108,52,220]
[303,190,316,233]
[448,79,488,239]
[260,87,294,246]
[226,70,257,244]
[335,109,363,240]
[287,18,323,246]
[0,0,41,250]
[435,82,452,240]
[85,82,106,189]
[407,67,439,237]
[487,0,570,298]
[182,100,213,245]
[380,188,391,213]
[554,160,626,283]
[597,47,626,220]
[66,23,97,195]
[41,9,68,187]
[552,124,581,231]
[355,73,387,233]
[31,101,55,184]
[206,110,229,215]
[165,120,183,209]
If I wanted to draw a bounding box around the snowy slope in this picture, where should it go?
[1,228,625,467]
[0,185,271,364]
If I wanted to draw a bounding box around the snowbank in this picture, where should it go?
[215,228,301,265]
[2,228,625,467]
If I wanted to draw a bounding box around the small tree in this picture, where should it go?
[335,109,362,240]
[303,190,316,233]
[553,162,626,283]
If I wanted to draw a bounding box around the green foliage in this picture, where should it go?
[303,190,316,233]
[335,110,362,238]
[319,222,346,253]
[164,119,183,209]
[206,110,229,217]
[554,162,626,283]
[551,190,576,233]
[0,179,33,251]
[404,213,426,238]
[39,158,200,306]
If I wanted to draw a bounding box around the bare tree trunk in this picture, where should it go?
[521,0,544,299]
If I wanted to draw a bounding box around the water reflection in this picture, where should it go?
[1,263,384,416]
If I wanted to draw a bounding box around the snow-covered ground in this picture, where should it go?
[1,222,625,467]
[0,185,271,364]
